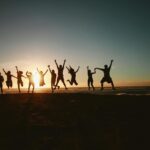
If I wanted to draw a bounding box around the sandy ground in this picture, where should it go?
[0,93,149,150]
[1,86,150,95]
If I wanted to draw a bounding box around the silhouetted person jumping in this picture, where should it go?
[48,65,60,93]
[54,59,67,89]
[3,69,16,89]
[26,71,35,93]
[87,66,96,91]
[16,66,26,93]
[0,72,4,94]
[95,60,115,90]
[37,68,48,87]
[66,66,80,86]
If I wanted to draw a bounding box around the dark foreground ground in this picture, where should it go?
[0,94,149,150]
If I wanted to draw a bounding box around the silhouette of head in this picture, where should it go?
[59,65,63,69]
[52,70,55,74]
[8,71,11,74]
[19,71,23,74]
[88,70,91,74]
[28,72,32,75]
[40,71,43,74]
[104,65,108,69]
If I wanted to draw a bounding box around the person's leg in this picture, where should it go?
[111,80,115,90]
[18,82,21,93]
[101,81,104,90]
[0,85,3,94]
[73,79,78,85]
[61,78,67,89]
[91,80,95,91]
[28,83,31,93]
[88,80,90,90]
[55,77,60,89]
[6,81,9,89]
[32,83,35,93]
[67,79,71,85]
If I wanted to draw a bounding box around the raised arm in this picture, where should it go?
[109,59,113,69]
[37,68,40,73]
[44,69,48,76]
[48,65,52,73]
[75,66,80,73]
[15,66,19,73]
[63,59,66,69]
[54,60,59,69]
[3,69,7,74]
[26,71,29,77]
[66,66,70,72]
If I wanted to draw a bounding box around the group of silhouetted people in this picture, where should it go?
[0,59,115,94]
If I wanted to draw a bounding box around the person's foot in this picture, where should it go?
[65,87,68,90]
[58,86,60,89]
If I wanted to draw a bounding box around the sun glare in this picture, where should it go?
[33,71,39,88]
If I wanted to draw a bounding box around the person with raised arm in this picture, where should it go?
[37,68,48,87]
[66,65,80,86]
[87,66,96,91]
[0,72,4,94]
[26,71,35,93]
[15,66,26,93]
[94,59,115,90]
[48,65,60,93]
[3,68,17,89]
[54,59,67,89]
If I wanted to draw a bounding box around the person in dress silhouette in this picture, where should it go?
[87,66,96,91]
[37,68,48,87]
[66,66,80,86]
[48,65,60,93]
[0,72,4,94]
[15,66,26,93]
[94,59,115,90]
[26,71,35,93]
[3,69,16,89]
[54,59,67,89]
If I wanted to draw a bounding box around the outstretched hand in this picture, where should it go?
[111,59,114,62]
[48,65,50,68]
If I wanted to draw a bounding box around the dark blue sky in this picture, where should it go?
[0,0,150,86]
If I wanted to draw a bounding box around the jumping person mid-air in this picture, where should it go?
[48,65,60,93]
[94,59,115,90]
[87,66,96,91]
[15,66,26,93]
[0,72,4,94]
[54,59,67,89]
[26,71,35,93]
[37,68,48,87]
[66,66,80,86]
[3,69,16,89]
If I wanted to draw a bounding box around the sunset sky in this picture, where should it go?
[0,0,150,88]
